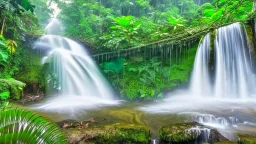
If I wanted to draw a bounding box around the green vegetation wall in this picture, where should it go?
[101,44,198,100]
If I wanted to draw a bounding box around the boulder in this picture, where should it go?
[159,122,228,144]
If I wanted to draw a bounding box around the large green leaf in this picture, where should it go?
[0,108,66,144]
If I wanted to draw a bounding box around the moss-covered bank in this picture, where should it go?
[159,122,228,144]
[238,134,256,144]
[63,123,151,144]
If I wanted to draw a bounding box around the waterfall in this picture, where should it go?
[214,23,256,98]
[189,34,212,97]
[189,23,256,98]
[33,19,119,112]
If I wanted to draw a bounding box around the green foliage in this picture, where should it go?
[197,0,253,25]
[6,40,17,54]
[0,91,10,101]
[103,45,197,100]
[52,0,253,51]
[0,79,26,100]
[238,134,256,144]
[0,0,40,40]
[0,0,35,13]
[103,58,124,73]
[0,107,66,144]
[0,40,9,66]
[100,16,141,50]
[14,49,44,87]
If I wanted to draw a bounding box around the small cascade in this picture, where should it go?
[186,126,211,143]
[189,34,211,96]
[193,114,240,128]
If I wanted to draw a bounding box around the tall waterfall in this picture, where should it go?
[33,19,119,112]
[189,34,212,97]
[189,23,256,98]
[140,22,256,114]
[214,23,256,98]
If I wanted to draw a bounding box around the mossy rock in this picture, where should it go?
[159,122,228,144]
[63,123,151,144]
[159,122,201,143]
[238,134,256,144]
[0,79,26,100]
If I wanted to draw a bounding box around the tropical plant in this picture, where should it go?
[0,0,35,13]
[0,91,10,102]
[0,107,66,144]
[6,40,17,54]
[100,16,141,50]
[0,40,9,66]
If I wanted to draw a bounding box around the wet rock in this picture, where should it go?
[208,127,230,143]
[19,94,43,103]
[238,134,256,144]
[56,119,78,128]
[159,122,228,144]
[57,118,99,129]
[63,123,151,144]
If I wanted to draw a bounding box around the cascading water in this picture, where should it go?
[189,23,256,98]
[33,19,119,113]
[140,23,256,112]
[214,23,256,98]
[140,22,256,141]
[189,33,212,97]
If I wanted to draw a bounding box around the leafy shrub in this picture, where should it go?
[0,91,10,101]
[0,79,26,100]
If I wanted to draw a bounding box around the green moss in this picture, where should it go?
[210,29,216,51]
[64,123,151,144]
[17,52,43,84]
[169,47,197,82]
[159,122,200,143]
[0,79,26,100]
[238,134,256,144]
[244,23,256,59]
[96,124,150,143]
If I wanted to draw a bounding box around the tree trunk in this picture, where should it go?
[1,17,6,36]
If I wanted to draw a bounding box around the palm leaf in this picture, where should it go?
[6,40,17,54]
[0,108,66,144]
